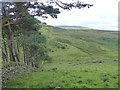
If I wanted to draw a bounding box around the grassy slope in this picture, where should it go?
[6,25,118,88]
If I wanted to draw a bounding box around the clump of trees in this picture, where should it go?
[1,1,93,68]
[2,2,51,68]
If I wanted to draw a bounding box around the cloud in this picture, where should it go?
[38,0,119,30]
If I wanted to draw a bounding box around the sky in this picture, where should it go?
[38,0,119,30]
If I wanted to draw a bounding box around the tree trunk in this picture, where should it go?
[16,41,20,62]
[1,47,7,61]
[4,7,18,62]
[14,39,20,62]
[31,62,34,67]
[23,44,26,64]
[23,42,29,65]
[7,20,17,62]
[3,40,8,62]
[2,32,8,62]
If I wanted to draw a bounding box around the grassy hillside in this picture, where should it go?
[5,25,118,88]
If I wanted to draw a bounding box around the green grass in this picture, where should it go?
[5,25,118,88]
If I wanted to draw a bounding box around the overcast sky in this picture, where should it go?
[38,0,119,30]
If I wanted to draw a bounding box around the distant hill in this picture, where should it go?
[57,25,91,30]
[41,25,118,58]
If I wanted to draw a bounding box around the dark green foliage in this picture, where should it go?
[26,32,46,44]
[18,15,41,32]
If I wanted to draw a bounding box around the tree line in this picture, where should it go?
[1,1,93,68]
